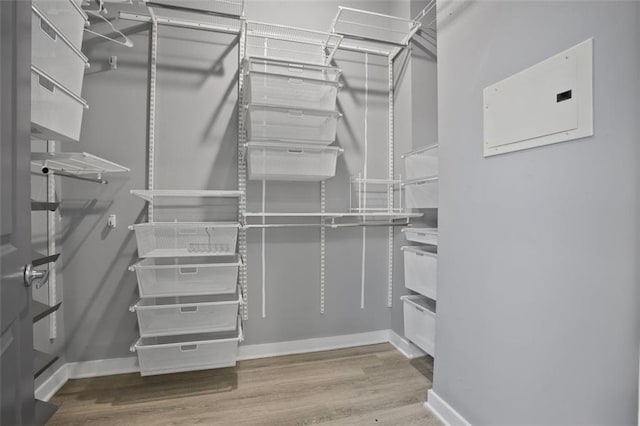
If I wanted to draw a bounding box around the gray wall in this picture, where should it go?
[58,0,431,363]
[434,1,640,424]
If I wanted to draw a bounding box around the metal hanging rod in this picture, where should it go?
[42,168,108,184]
[244,221,411,229]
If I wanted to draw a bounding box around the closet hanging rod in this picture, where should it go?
[244,221,410,229]
[42,168,108,184]
[118,11,241,34]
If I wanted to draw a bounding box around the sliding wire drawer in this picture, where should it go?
[131,222,239,258]
[246,142,343,181]
[402,227,438,246]
[32,0,87,50]
[32,5,89,96]
[245,104,342,146]
[132,325,243,376]
[403,177,439,209]
[402,295,436,356]
[131,294,241,338]
[245,68,341,111]
[130,256,241,298]
[31,65,88,142]
[402,246,437,300]
[402,144,438,181]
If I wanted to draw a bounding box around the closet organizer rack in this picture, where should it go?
[117,0,435,371]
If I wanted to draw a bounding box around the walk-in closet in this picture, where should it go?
[2,0,639,424]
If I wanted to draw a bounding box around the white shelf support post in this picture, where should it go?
[387,55,394,309]
[147,9,158,223]
[238,19,249,321]
[320,181,326,314]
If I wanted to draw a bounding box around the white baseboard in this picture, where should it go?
[425,389,472,426]
[36,329,419,402]
[388,330,426,359]
[35,356,140,401]
[66,356,139,379]
[237,330,391,360]
[35,365,69,402]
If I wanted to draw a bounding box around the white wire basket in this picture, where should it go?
[403,177,438,209]
[246,142,343,181]
[245,21,343,66]
[402,144,438,181]
[130,256,242,298]
[243,57,342,82]
[131,222,239,258]
[350,176,403,213]
[330,7,421,46]
[245,104,341,145]
[245,59,341,111]
[131,294,241,338]
[132,325,242,376]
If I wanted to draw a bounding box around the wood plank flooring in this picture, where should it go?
[49,343,442,425]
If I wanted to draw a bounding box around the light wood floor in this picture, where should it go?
[49,343,442,425]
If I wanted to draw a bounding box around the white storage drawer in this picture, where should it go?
[402,295,436,356]
[402,144,438,181]
[402,246,437,299]
[130,256,241,298]
[246,105,341,146]
[244,58,341,83]
[404,177,438,209]
[31,65,88,142]
[247,143,342,181]
[131,222,239,258]
[32,6,89,96]
[132,294,241,338]
[32,0,87,50]
[133,327,242,376]
[402,227,438,246]
[245,60,340,111]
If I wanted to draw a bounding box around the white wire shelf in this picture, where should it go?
[330,6,421,47]
[31,152,130,183]
[131,190,243,202]
[243,211,422,229]
[245,21,343,66]
[144,0,244,18]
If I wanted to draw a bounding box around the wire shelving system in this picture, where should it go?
[120,0,429,324]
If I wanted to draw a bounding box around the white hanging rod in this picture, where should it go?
[244,221,411,229]
[244,212,421,219]
[118,11,240,34]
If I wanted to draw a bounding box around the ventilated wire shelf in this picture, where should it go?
[131,190,243,202]
[245,21,343,66]
[330,6,421,46]
[144,0,244,18]
[31,152,130,176]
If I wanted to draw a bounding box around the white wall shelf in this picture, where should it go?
[130,189,243,202]
[245,21,343,66]
[32,152,130,176]
[330,7,421,47]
